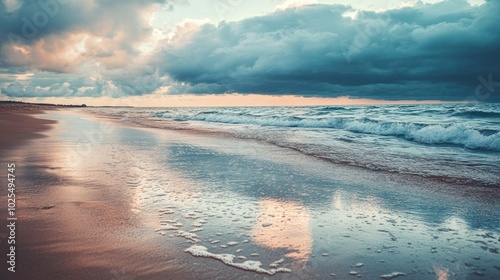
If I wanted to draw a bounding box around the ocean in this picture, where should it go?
[24,108,498,279]
[91,103,500,188]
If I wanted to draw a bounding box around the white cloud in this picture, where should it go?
[275,0,319,11]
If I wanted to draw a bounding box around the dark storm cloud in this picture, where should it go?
[159,0,500,101]
[1,0,499,101]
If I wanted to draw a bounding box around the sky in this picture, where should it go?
[0,0,498,106]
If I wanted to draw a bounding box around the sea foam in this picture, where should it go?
[184,245,291,275]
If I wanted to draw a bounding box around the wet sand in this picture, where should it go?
[0,107,56,152]
[0,108,182,279]
[0,109,499,279]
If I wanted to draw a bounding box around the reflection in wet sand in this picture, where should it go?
[252,199,312,260]
[434,266,449,280]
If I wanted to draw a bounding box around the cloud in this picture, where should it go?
[157,0,500,101]
[1,0,167,70]
[275,0,319,11]
[0,0,186,97]
[0,67,168,98]
[1,0,499,101]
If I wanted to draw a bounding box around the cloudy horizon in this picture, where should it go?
[1,0,499,106]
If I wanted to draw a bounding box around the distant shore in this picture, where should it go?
[0,100,87,110]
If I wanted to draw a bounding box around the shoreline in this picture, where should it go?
[0,106,57,154]
[82,108,500,198]
[0,108,178,279]
[0,108,499,279]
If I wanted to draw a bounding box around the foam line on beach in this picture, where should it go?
[184,245,291,275]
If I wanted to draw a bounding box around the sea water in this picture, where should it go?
[91,103,500,187]
[44,109,500,279]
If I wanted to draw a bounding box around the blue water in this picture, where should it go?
[91,103,500,187]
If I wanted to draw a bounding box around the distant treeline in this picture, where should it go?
[0,100,87,107]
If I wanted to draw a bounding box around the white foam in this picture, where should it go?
[380,272,406,279]
[155,225,179,231]
[176,231,200,242]
[269,258,285,268]
[185,245,291,275]
[227,241,239,246]
[161,219,178,223]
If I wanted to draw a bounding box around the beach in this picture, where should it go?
[0,106,499,280]
[1,1,499,279]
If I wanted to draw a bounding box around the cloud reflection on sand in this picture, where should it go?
[434,266,449,280]
[252,199,312,260]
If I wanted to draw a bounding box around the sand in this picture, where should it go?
[0,108,499,280]
[0,106,57,152]
[0,107,177,279]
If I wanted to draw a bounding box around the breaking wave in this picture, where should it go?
[154,112,500,151]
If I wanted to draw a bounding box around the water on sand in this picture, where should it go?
[28,111,500,279]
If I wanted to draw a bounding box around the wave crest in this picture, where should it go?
[154,112,500,151]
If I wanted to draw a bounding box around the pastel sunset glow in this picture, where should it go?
[18,94,452,107]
